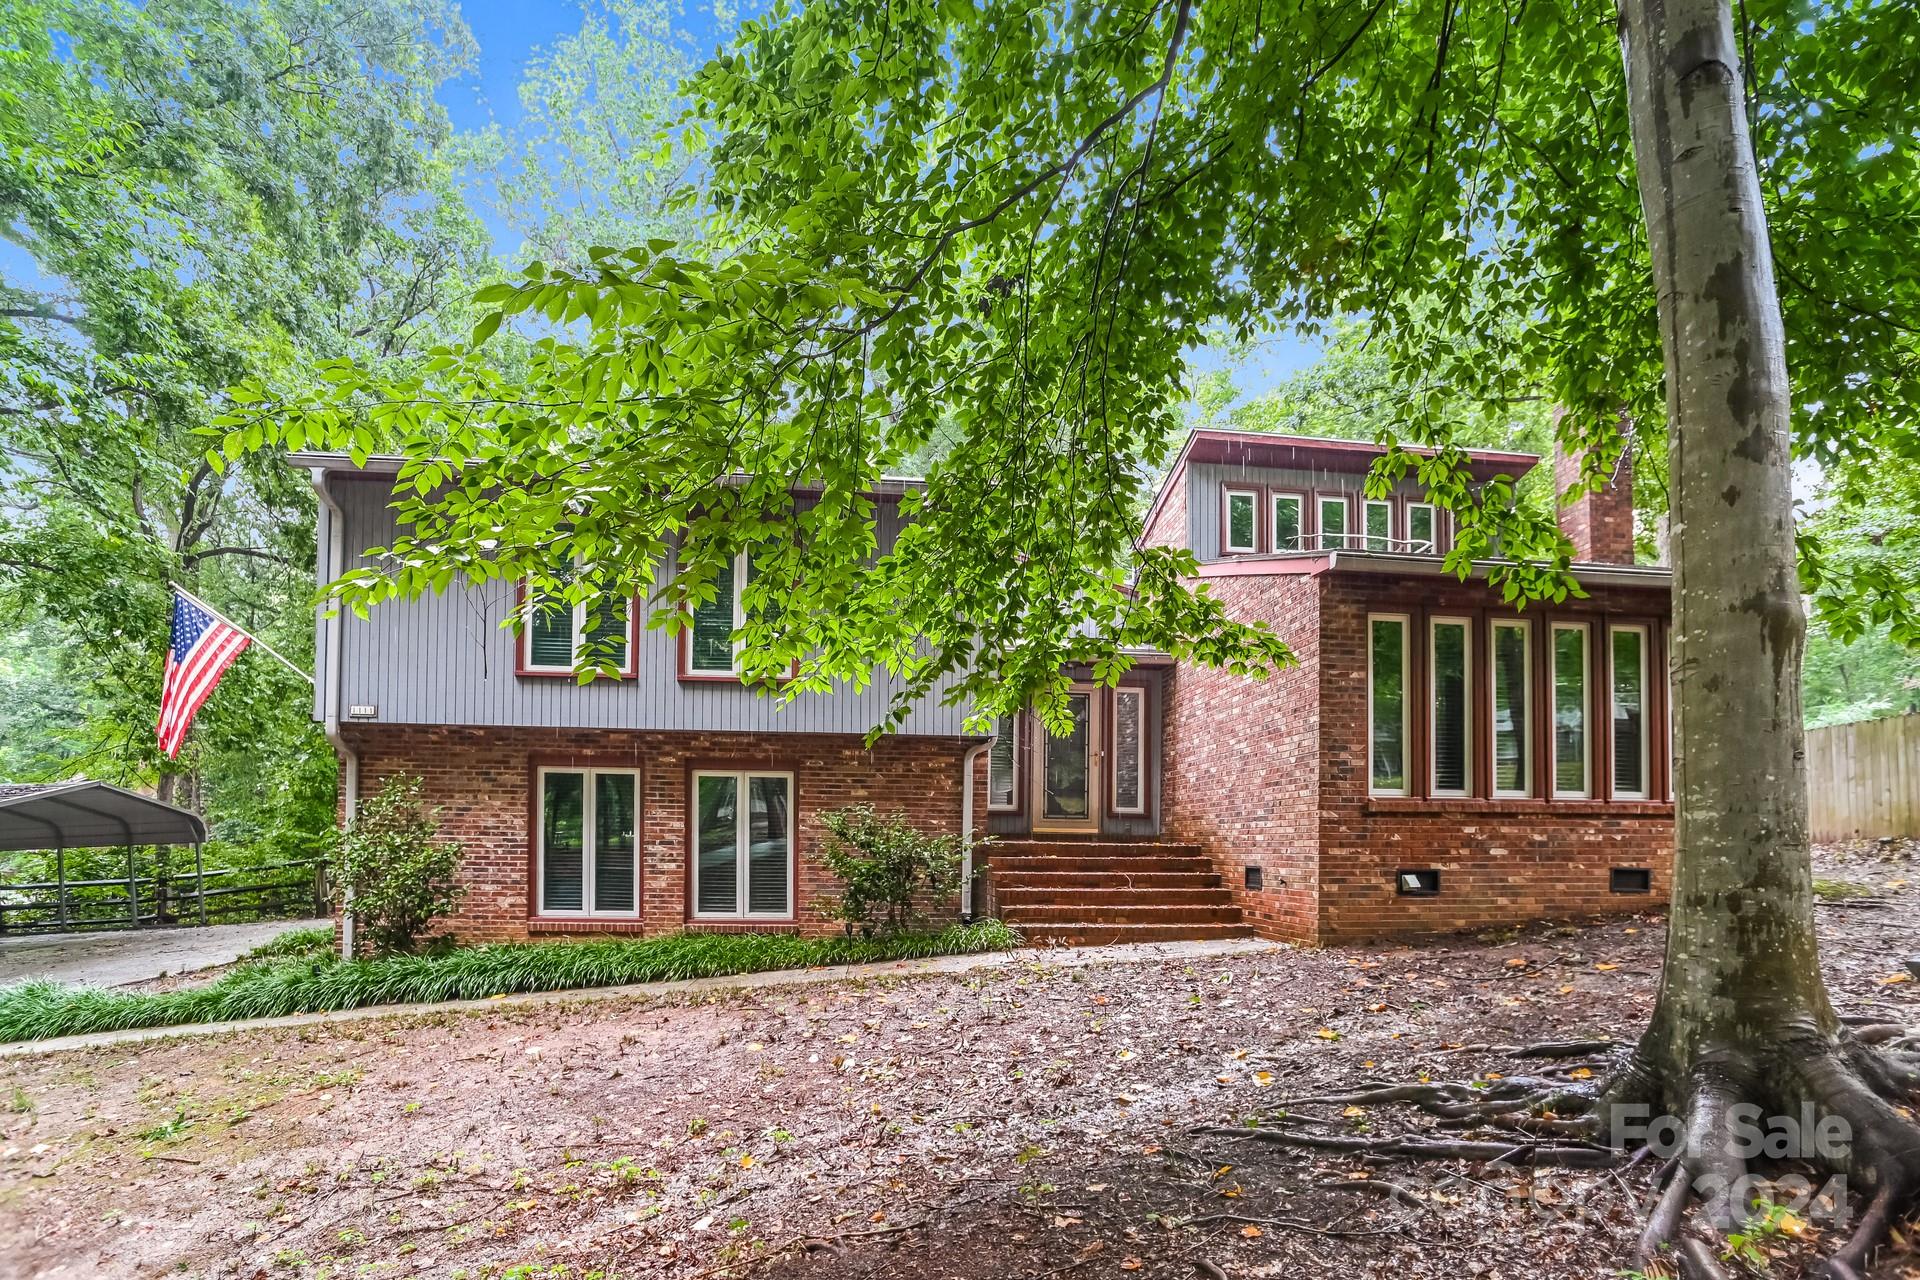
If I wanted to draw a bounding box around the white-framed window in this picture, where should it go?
[524,571,633,675]
[1270,492,1304,552]
[1551,622,1591,798]
[1407,503,1438,554]
[1429,617,1471,796]
[1364,499,1394,552]
[691,770,795,919]
[1610,624,1650,799]
[1490,619,1533,798]
[1318,495,1351,550]
[684,550,749,676]
[1368,613,1410,796]
[987,716,1019,811]
[1111,687,1147,815]
[536,767,640,917]
[1223,488,1259,554]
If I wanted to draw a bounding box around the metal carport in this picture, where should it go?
[0,781,208,931]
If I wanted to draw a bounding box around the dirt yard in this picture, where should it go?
[3,845,1918,1280]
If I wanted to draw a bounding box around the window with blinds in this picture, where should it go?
[687,552,742,674]
[1369,615,1408,795]
[1491,620,1531,796]
[1430,619,1470,794]
[1112,687,1146,814]
[987,718,1018,810]
[1611,626,1648,798]
[538,769,639,917]
[1365,500,1393,551]
[525,567,629,673]
[692,770,793,919]
[1224,489,1258,553]
[1552,624,1590,797]
[1271,493,1303,551]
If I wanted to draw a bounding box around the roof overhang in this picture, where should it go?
[284,452,929,498]
[1197,548,1673,591]
[0,781,209,853]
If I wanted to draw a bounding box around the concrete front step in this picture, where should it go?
[1018,921,1255,946]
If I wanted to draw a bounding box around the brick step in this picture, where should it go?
[989,840,1205,859]
[1018,922,1255,946]
[1000,903,1244,926]
[989,869,1223,891]
[996,886,1234,909]
[989,855,1214,876]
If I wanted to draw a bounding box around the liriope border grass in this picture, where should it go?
[0,920,1020,1044]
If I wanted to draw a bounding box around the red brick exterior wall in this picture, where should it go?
[1313,572,1672,942]
[1162,573,1324,942]
[337,725,980,943]
[1554,441,1637,565]
[1141,471,1188,551]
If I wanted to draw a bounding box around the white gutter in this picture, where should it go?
[307,467,358,959]
[959,740,991,923]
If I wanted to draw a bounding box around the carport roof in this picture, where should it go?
[0,781,208,852]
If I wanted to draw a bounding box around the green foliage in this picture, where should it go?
[816,805,964,935]
[244,925,337,962]
[328,777,463,955]
[0,920,1021,1043]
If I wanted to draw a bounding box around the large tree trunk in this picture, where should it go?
[1616,0,1832,1099]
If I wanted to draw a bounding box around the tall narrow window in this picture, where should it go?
[1369,615,1409,796]
[1224,488,1258,553]
[1319,496,1350,550]
[686,551,746,675]
[1552,623,1590,798]
[1611,625,1649,798]
[537,768,640,917]
[524,570,631,674]
[1365,500,1393,552]
[1112,687,1146,814]
[692,770,793,919]
[1429,618,1470,795]
[987,717,1019,811]
[1270,493,1304,552]
[1407,503,1437,554]
[1491,620,1532,797]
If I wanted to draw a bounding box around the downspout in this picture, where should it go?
[309,468,358,958]
[959,740,990,923]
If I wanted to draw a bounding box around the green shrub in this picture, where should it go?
[0,920,1020,1043]
[329,775,463,955]
[817,805,965,936]
[244,925,335,961]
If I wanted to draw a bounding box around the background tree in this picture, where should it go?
[226,0,1920,1267]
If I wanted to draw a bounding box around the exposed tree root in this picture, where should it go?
[1195,1030,1920,1277]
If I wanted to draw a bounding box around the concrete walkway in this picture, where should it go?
[0,918,327,990]
[0,935,1280,1058]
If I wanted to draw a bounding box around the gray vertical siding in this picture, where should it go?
[322,479,979,737]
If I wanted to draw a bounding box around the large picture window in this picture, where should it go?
[1491,620,1532,797]
[1369,614,1409,796]
[685,551,748,676]
[987,717,1019,811]
[1552,623,1591,798]
[1611,625,1649,798]
[537,768,639,917]
[524,573,632,675]
[692,770,794,919]
[1429,618,1471,795]
[1318,496,1351,550]
[1270,492,1303,552]
[1112,687,1146,814]
[1223,488,1258,554]
[1365,500,1394,552]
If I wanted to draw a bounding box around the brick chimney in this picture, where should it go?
[1553,434,1636,565]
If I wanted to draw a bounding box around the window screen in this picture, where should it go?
[1431,620,1469,793]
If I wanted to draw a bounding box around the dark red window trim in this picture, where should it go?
[515,580,642,680]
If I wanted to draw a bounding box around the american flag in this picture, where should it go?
[156,591,252,759]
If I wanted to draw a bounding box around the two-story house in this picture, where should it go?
[294,428,1673,948]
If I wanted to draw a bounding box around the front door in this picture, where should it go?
[1032,685,1101,832]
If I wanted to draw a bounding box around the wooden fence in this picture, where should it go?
[1806,713,1920,842]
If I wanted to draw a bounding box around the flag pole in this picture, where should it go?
[168,582,316,686]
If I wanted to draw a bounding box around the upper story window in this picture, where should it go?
[1271,492,1303,552]
[685,551,748,677]
[524,571,633,676]
[1364,499,1393,552]
[1318,496,1351,550]
[1408,503,1438,554]
[1223,488,1259,554]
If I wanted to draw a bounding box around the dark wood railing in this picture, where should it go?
[0,859,327,934]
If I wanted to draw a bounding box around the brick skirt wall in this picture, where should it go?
[338,725,980,943]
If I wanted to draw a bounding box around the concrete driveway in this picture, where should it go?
[0,918,327,989]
